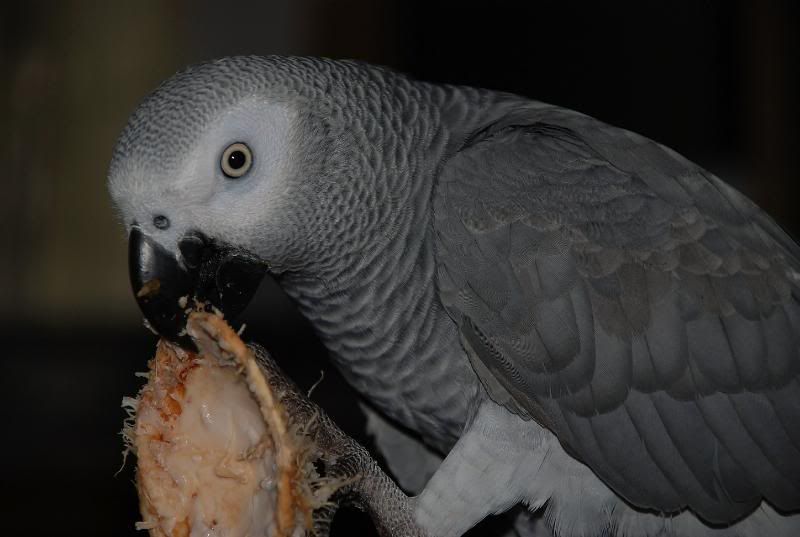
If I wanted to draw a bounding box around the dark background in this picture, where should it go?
[1,1,797,535]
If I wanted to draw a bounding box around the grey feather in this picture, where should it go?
[109,56,800,535]
[433,112,800,523]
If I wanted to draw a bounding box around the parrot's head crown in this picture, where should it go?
[108,56,335,346]
[109,56,308,260]
[108,55,429,348]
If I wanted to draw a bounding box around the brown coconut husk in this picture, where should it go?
[122,313,322,537]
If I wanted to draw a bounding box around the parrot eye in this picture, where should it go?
[221,142,252,178]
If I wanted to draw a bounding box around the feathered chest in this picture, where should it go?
[282,233,480,450]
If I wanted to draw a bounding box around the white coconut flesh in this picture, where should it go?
[126,314,311,537]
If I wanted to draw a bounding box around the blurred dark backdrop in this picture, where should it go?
[1,1,797,535]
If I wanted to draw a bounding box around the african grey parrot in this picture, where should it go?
[108,56,800,536]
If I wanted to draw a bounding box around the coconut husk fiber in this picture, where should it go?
[122,312,426,537]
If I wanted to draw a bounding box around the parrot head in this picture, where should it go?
[108,57,335,348]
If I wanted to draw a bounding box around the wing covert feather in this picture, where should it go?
[433,112,800,522]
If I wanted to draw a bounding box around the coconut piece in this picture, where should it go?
[124,313,315,537]
[123,312,428,537]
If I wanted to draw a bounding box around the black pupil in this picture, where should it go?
[228,150,246,170]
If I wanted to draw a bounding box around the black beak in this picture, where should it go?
[128,227,267,349]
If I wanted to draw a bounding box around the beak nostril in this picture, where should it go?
[153,215,171,230]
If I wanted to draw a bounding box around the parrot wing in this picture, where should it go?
[432,108,800,524]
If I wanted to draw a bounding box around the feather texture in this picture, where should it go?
[433,110,800,523]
